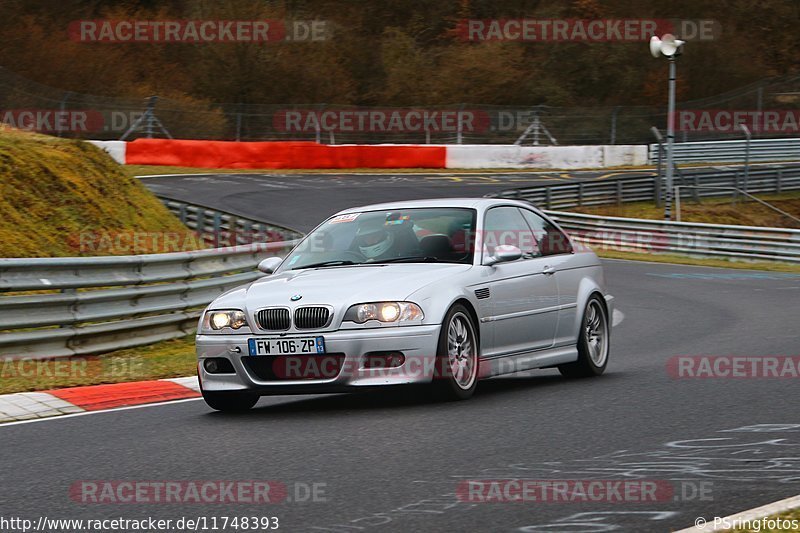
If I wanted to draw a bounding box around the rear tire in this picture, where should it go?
[431,304,479,401]
[558,295,610,378]
[202,390,259,412]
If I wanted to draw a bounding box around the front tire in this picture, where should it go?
[202,390,259,412]
[558,295,610,378]
[432,304,479,401]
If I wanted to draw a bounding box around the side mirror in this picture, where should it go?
[257,257,283,274]
[484,245,522,266]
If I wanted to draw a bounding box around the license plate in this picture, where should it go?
[247,336,326,356]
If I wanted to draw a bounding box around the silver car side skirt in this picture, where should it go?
[479,345,578,378]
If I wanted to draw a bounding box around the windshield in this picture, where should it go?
[279,207,476,271]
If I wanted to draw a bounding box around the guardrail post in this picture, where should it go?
[212,212,222,247]
[616,180,623,206]
[242,219,253,245]
[229,215,239,246]
[578,183,584,207]
[692,175,700,203]
[654,177,662,207]
[545,188,552,209]
[195,209,205,235]
[60,288,77,328]
[178,204,187,224]
[776,170,783,194]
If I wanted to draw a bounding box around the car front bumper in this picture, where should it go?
[196,325,441,395]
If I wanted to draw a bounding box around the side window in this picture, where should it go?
[520,209,573,256]
[483,207,537,259]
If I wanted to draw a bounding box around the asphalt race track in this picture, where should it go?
[141,170,638,233]
[3,171,799,532]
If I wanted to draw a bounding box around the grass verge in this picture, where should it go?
[0,335,196,395]
[0,128,198,257]
[572,191,800,229]
[596,249,800,273]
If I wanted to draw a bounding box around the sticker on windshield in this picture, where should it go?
[330,213,360,224]
[385,214,410,225]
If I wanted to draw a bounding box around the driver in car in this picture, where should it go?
[354,217,415,261]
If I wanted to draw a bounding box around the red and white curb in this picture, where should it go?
[0,376,199,423]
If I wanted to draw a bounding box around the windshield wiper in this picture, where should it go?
[292,260,358,270]
[369,256,440,264]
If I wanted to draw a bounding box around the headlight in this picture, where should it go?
[343,302,424,324]
[202,309,248,331]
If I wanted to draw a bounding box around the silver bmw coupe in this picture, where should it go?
[196,198,614,411]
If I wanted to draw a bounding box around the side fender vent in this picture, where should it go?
[474,287,491,300]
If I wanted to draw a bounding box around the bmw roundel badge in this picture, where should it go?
[290,294,303,301]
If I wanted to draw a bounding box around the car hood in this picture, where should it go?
[212,263,473,311]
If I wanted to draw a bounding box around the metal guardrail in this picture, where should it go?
[0,195,303,360]
[157,196,304,245]
[546,211,800,264]
[648,138,800,164]
[0,241,298,359]
[492,165,800,263]
[494,165,800,211]
[0,195,304,360]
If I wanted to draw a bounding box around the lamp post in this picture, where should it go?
[650,34,685,220]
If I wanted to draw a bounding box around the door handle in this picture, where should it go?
[542,265,555,275]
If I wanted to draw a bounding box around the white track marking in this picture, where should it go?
[612,309,625,327]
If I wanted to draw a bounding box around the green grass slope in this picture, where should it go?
[0,128,198,257]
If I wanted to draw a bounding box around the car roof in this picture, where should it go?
[336,197,535,215]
